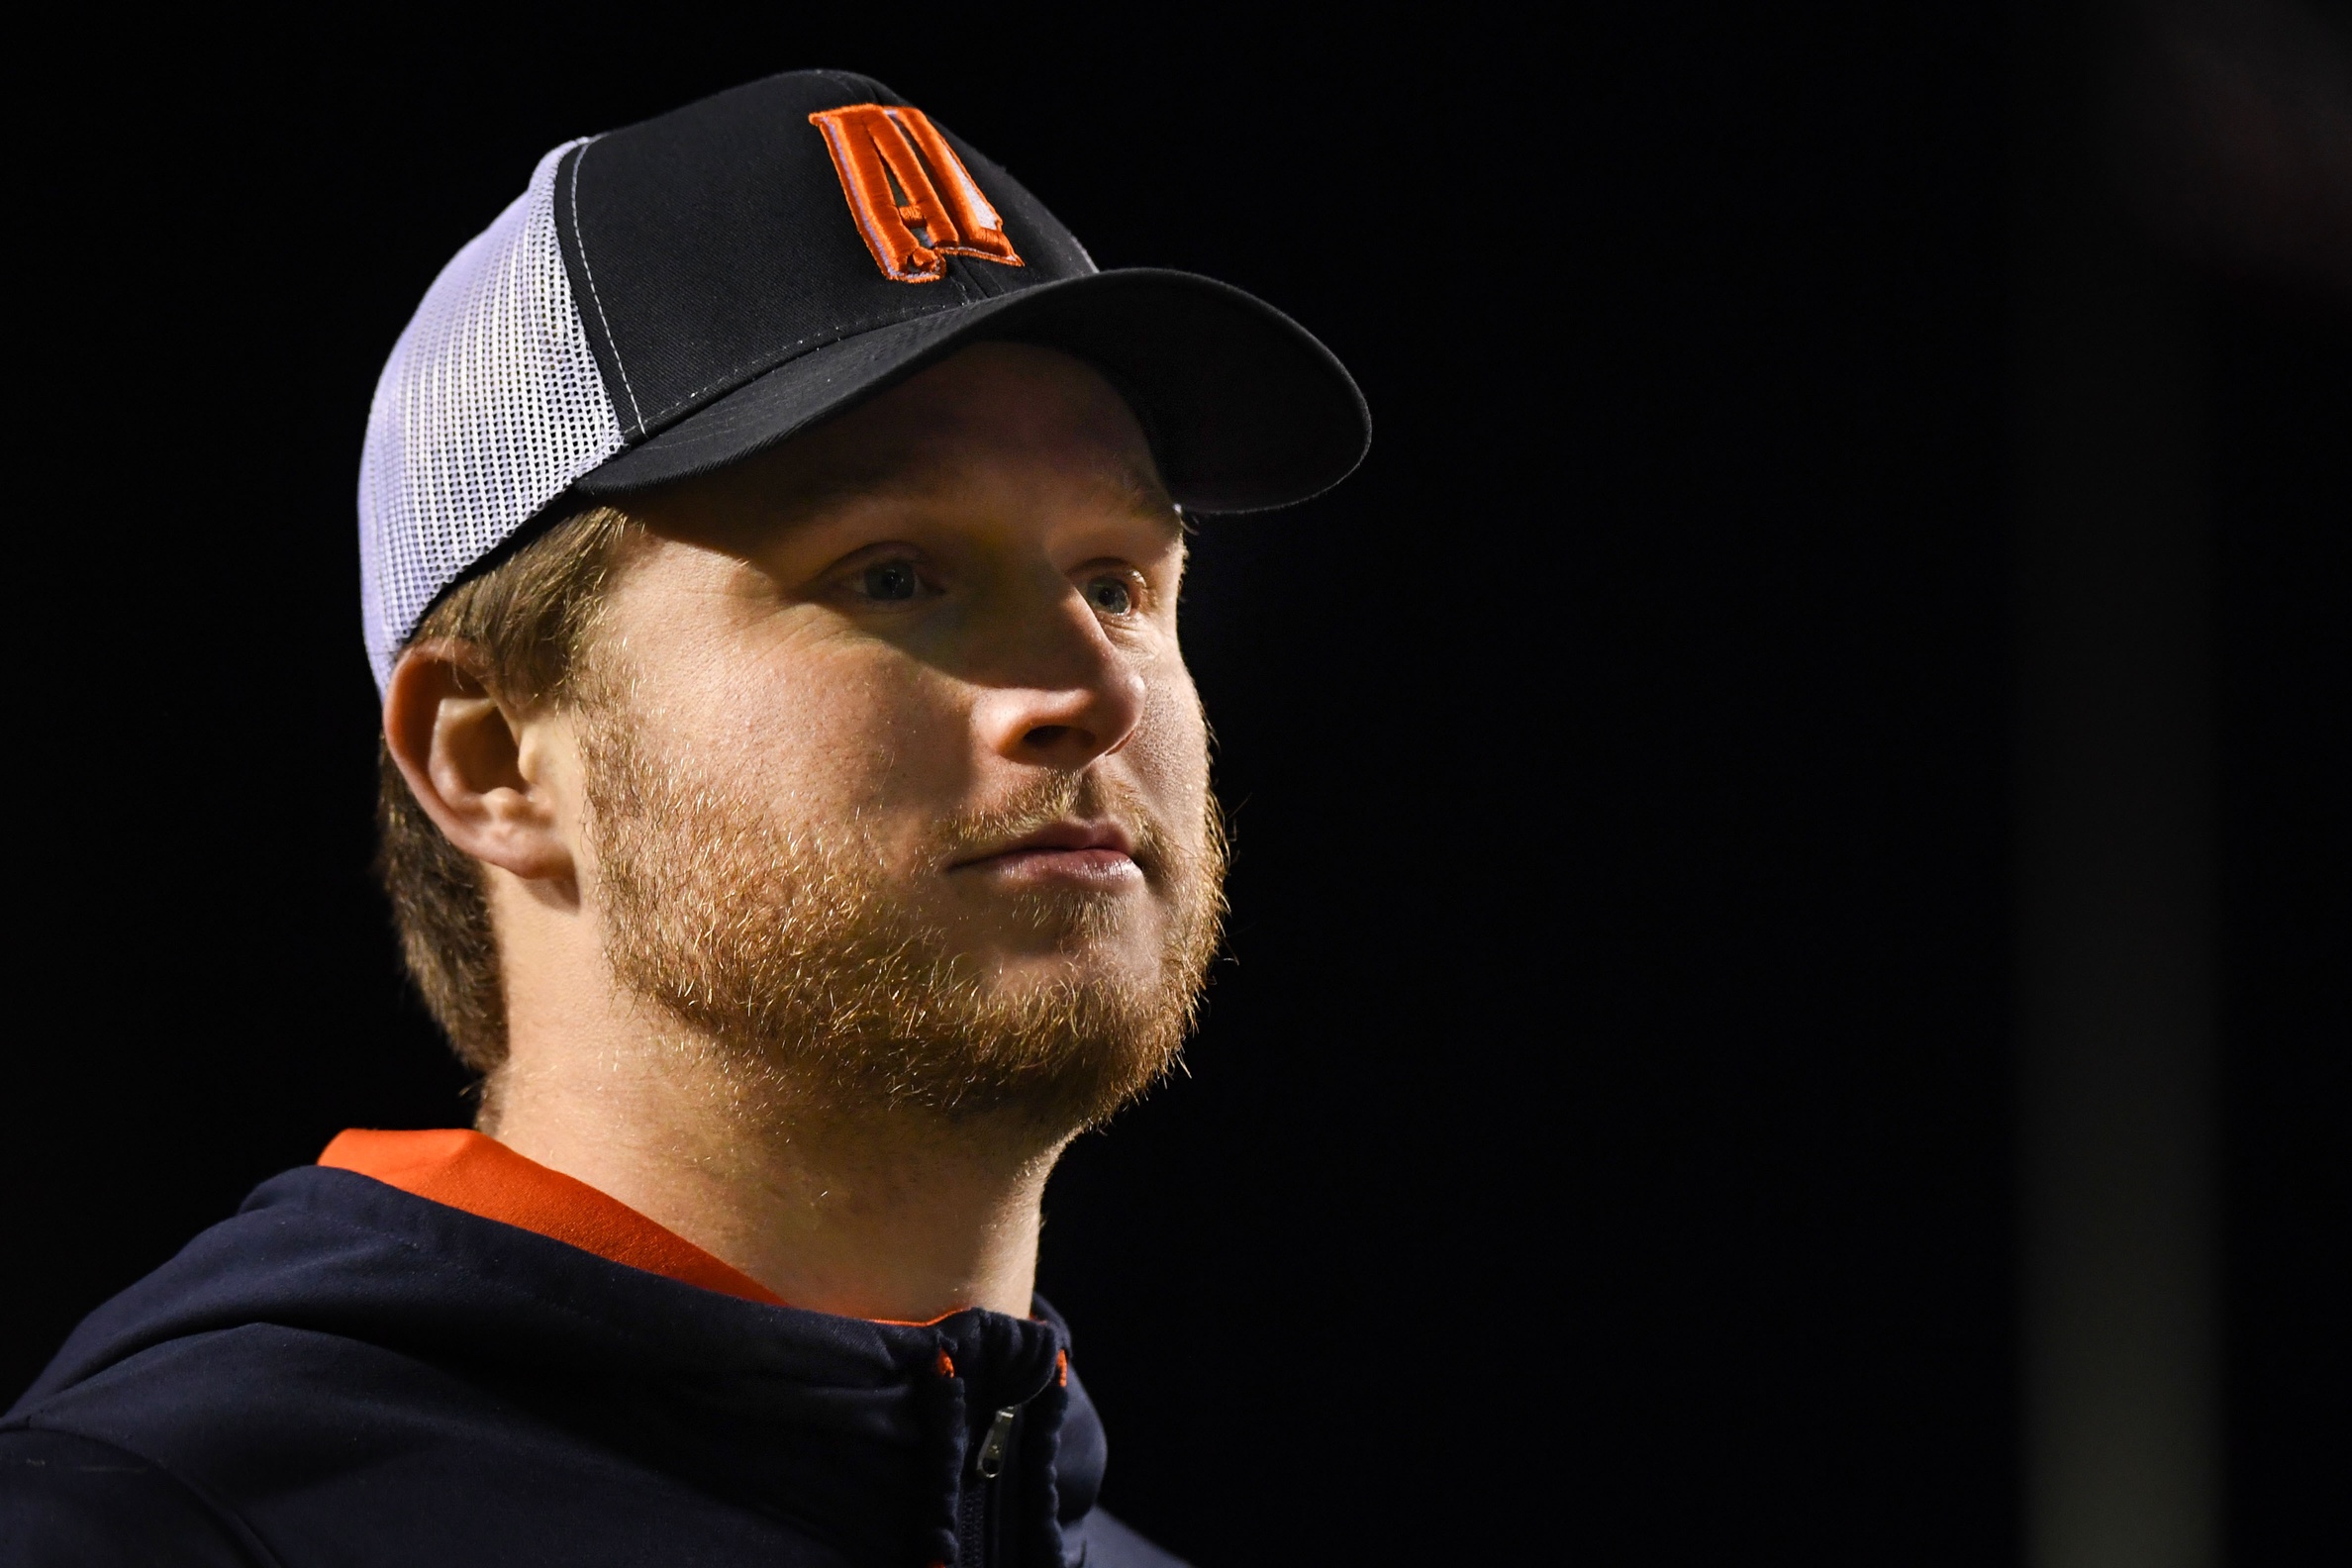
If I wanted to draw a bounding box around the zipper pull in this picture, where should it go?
[973,1405,1019,1480]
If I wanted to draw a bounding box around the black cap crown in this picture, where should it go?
[555,69,1369,511]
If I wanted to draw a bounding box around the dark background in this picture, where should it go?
[7,5,2343,1563]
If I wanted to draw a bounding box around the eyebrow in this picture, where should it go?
[1090,456,1186,533]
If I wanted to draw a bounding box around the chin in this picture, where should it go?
[954,900,1170,987]
[977,940,1165,994]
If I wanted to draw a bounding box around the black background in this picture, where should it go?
[7,6,2343,1563]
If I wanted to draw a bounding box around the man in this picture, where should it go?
[0,71,1365,1567]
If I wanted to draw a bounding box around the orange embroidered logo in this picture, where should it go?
[808,104,1026,283]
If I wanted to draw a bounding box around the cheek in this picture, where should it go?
[1127,671,1213,818]
[633,637,970,830]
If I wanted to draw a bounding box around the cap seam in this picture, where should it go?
[567,138,646,437]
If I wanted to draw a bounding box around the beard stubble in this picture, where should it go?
[576,700,1227,1137]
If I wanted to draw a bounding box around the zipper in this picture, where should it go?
[956,1404,1022,1566]
[974,1404,1018,1480]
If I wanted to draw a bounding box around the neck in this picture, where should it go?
[488,1039,1065,1321]
[484,912,1065,1321]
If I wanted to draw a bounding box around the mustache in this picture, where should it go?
[931,772,1177,876]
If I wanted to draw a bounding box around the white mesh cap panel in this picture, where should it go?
[357,140,625,690]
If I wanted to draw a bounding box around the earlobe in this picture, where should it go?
[383,642,578,884]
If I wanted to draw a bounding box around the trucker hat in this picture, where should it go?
[356,68,1371,689]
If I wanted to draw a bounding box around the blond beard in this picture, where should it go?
[573,702,1226,1136]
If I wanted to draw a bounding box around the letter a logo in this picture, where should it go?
[808,104,1027,283]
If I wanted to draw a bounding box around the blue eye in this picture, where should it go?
[1084,575,1133,615]
[860,560,921,602]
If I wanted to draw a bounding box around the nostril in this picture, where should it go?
[1022,724,1080,751]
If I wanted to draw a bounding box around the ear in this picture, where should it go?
[383,640,577,884]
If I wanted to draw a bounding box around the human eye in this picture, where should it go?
[858,558,923,602]
[827,548,939,610]
[1077,567,1148,619]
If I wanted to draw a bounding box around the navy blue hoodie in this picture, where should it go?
[0,1162,1184,1567]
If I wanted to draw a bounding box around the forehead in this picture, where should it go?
[637,343,1181,541]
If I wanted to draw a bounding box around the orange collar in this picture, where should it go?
[320,1127,784,1307]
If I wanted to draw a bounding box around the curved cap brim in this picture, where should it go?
[569,268,1369,514]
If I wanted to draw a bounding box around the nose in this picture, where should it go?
[969,591,1148,770]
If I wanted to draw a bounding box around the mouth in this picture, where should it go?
[949,821,1143,886]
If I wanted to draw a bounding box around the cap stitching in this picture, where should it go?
[567,139,646,438]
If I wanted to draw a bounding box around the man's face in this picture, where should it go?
[566,343,1224,1127]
